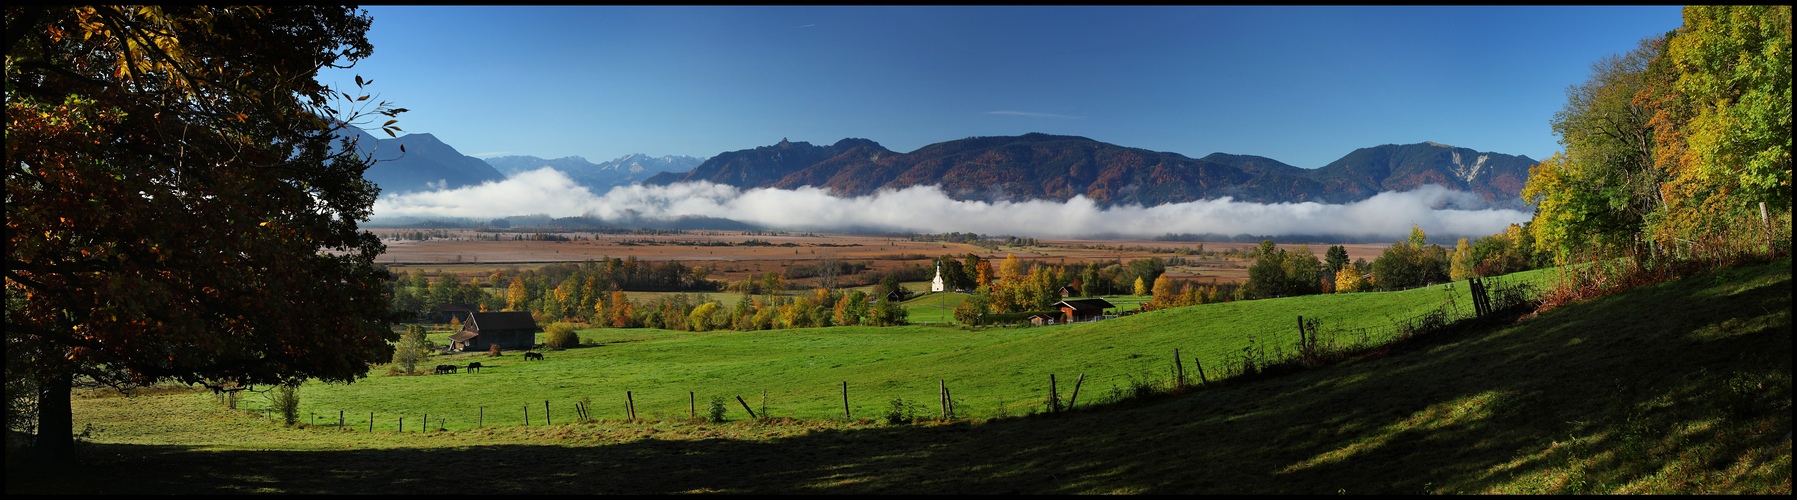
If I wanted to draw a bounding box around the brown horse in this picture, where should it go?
[466,362,482,373]
[524,352,544,361]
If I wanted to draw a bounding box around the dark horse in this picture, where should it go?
[524,352,544,361]
[466,362,482,373]
[434,364,457,374]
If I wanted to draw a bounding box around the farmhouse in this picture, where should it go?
[1052,298,1115,323]
[448,311,539,352]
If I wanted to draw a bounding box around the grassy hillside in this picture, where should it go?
[11,261,1787,494]
[276,270,1559,428]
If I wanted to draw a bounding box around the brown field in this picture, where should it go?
[370,228,1391,286]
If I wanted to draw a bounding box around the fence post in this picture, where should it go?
[423,414,427,432]
[690,392,696,420]
[369,412,373,432]
[1067,373,1085,410]
[945,384,955,418]
[398,417,403,433]
[1481,278,1491,316]
[1194,356,1208,384]
[1479,278,1493,317]
[523,405,529,428]
[339,410,344,429]
[545,400,551,426]
[479,407,483,428]
[1049,374,1060,413]
[1468,279,1478,317]
[940,379,948,419]
[842,381,851,420]
[627,391,636,421]
[1466,279,1475,317]
[736,395,758,419]
[1174,348,1185,388]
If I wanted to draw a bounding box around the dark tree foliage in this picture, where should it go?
[6,6,401,458]
[1324,245,1351,273]
[1371,241,1452,291]
[1124,257,1166,290]
[939,257,971,291]
[877,273,906,301]
[1243,241,1324,299]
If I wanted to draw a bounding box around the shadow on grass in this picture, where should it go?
[8,262,1789,494]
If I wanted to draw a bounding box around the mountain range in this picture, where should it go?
[344,127,508,195]
[350,127,1538,210]
[484,153,704,193]
[644,134,1538,210]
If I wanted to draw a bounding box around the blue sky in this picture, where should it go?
[323,6,1685,169]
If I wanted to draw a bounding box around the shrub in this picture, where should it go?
[543,322,580,350]
[391,325,433,375]
[1393,308,1449,341]
[270,383,300,426]
[707,396,727,423]
[953,291,991,325]
[1128,376,1161,401]
[885,397,920,424]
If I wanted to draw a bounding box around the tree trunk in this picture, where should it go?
[35,368,73,461]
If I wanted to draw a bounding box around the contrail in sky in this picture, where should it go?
[985,110,1079,119]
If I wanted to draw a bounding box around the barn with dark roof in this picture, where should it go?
[448,311,539,352]
[1052,298,1115,323]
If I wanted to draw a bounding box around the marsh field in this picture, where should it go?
[368,228,1392,286]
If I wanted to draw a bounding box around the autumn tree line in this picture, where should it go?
[1234,6,1793,304]
[1524,6,1790,264]
[393,221,1557,331]
[389,252,1190,330]
[1222,223,1548,310]
[388,256,915,331]
[936,230,1541,321]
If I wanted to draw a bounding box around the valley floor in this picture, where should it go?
[8,260,1790,494]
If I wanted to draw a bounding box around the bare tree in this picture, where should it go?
[817,253,841,291]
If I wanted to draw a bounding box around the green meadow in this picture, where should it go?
[20,262,1787,494]
[203,271,1553,429]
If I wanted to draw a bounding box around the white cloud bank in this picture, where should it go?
[372,167,1533,240]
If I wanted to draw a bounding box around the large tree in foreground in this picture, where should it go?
[1647,5,1791,245]
[1525,34,1666,262]
[1526,6,1790,263]
[6,5,404,459]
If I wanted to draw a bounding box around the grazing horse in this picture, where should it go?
[434,364,457,374]
[524,351,544,361]
[466,362,482,373]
